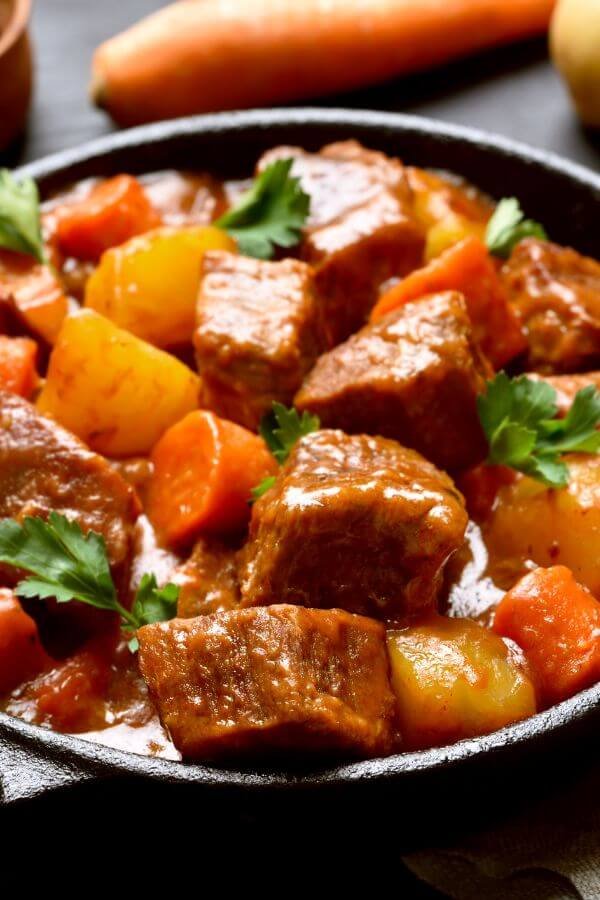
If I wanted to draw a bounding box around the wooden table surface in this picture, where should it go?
[5,0,600,171]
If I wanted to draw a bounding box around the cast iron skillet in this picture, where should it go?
[1,109,600,820]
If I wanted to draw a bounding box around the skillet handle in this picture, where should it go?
[0,729,96,805]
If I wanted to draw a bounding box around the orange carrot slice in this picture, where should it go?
[56,175,161,261]
[146,410,277,546]
[371,236,527,369]
[493,566,600,706]
[0,335,38,397]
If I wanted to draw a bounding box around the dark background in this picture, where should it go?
[6,0,600,171]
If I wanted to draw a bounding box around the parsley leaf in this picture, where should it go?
[250,476,277,502]
[0,513,178,651]
[250,403,320,502]
[477,373,600,487]
[259,402,320,464]
[485,198,547,259]
[216,159,310,259]
[0,169,46,263]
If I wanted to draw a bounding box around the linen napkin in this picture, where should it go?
[403,763,600,899]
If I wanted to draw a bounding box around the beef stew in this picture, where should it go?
[1,139,599,765]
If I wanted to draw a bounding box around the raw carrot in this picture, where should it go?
[0,589,51,694]
[0,250,68,344]
[56,175,161,261]
[0,334,38,397]
[91,0,556,127]
[146,410,278,547]
[493,566,600,706]
[371,236,527,368]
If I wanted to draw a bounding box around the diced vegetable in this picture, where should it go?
[387,616,536,750]
[480,454,600,597]
[0,335,38,397]
[0,249,68,343]
[408,167,492,261]
[37,309,200,456]
[146,410,278,547]
[371,237,526,368]
[493,566,600,706]
[84,225,235,347]
[0,589,51,694]
[8,637,114,732]
[56,175,161,261]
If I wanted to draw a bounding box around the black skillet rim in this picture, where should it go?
[2,107,599,792]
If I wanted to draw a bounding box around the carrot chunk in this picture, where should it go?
[8,637,114,732]
[56,175,161,261]
[0,335,38,398]
[0,250,68,344]
[493,566,600,706]
[0,589,51,694]
[146,410,278,547]
[371,236,527,369]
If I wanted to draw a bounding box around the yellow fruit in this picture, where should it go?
[85,225,236,347]
[37,309,200,456]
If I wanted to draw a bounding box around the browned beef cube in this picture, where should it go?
[295,291,491,472]
[138,604,396,760]
[0,391,140,581]
[0,392,141,642]
[258,141,424,344]
[239,430,467,620]
[502,238,600,373]
[195,252,326,429]
[172,537,240,618]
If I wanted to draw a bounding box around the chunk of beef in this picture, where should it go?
[295,291,490,472]
[502,238,600,373]
[138,604,396,760]
[172,537,240,618]
[240,430,467,620]
[0,391,140,583]
[195,252,326,429]
[258,141,424,344]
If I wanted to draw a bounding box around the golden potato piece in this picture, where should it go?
[483,454,600,598]
[84,226,235,347]
[37,310,200,456]
[387,616,535,750]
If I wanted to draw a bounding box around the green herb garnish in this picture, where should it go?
[485,198,547,259]
[251,402,320,500]
[0,170,46,263]
[478,373,600,487]
[216,159,310,260]
[0,512,178,652]
[260,402,320,464]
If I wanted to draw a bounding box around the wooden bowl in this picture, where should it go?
[0,0,32,150]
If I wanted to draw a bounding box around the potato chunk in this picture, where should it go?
[37,310,200,456]
[85,226,235,347]
[387,616,536,750]
[480,454,600,597]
